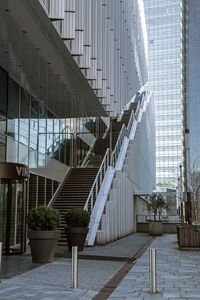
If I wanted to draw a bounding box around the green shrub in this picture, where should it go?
[65,208,90,227]
[28,206,60,230]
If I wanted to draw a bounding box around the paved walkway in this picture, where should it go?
[0,233,151,299]
[1,234,200,299]
[108,234,200,300]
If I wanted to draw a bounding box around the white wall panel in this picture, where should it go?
[39,0,148,116]
[49,0,64,20]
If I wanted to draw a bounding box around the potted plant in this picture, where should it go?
[147,193,168,235]
[28,206,60,263]
[65,208,90,251]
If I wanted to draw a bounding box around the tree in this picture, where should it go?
[186,160,200,224]
[147,193,168,221]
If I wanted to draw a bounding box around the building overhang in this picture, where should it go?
[0,0,107,118]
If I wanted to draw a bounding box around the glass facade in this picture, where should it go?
[0,66,108,173]
[144,0,183,186]
[186,0,200,168]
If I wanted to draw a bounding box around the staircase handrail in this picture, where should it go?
[134,100,141,119]
[127,109,135,136]
[84,148,111,213]
[48,167,71,207]
[80,137,97,167]
[112,124,127,166]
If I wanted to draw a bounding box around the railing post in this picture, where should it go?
[72,246,78,288]
[149,248,157,293]
[0,242,2,283]
[91,194,93,211]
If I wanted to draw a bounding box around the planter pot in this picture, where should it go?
[65,227,88,252]
[28,230,60,263]
[177,225,200,248]
[149,221,163,236]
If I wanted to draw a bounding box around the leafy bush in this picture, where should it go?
[28,206,60,230]
[65,208,90,227]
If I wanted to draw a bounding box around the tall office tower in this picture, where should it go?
[182,0,200,221]
[144,0,183,186]
[183,0,200,173]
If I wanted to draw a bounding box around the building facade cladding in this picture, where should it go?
[40,0,148,116]
[184,0,200,170]
[0,0,148,182]
[144,0,183,186]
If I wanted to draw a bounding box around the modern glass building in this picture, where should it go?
[181,0,200,221]
[144,0,183,186]
[183,0,200,169]
[0,0,153,254]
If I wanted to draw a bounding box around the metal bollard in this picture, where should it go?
[0,242,2,283]
[149,248,157,293]
[72,246,78,288]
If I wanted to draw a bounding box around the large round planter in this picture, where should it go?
[65,227,88,252]
[28,230,60,263]
[149,221,163,236]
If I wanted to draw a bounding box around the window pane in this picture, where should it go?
[39,104,47,154]
[46,112,53,157]
[0,67,7,135]
[6,137,18,163]
[30,97,38,150]
[19,88,29,146]
[7,77,19,140]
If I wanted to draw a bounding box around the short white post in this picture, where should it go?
[72,246,78,288]
[0,242,2,283]
[149,248,157,293]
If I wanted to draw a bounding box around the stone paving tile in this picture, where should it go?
[1,234,200,299]
[108,234,200,299]
[80,233,152,259]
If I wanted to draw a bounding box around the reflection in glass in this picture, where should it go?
[53,118,60,160]
[46,112,53,157]
[29,148,38,169]
[39,104,47,154]
[7,77,19,140]
[0,134,6,162]
[30,97,39,150]
[6,137,18,163]
[19,143,28,165]
[0,182,8,244]
[19,89,29,146]
[10,182,23,249]
[0,67,7,135]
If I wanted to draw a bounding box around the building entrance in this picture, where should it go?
[0,162,30,255]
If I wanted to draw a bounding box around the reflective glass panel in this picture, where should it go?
[7,77,19,140]
[0,67,7,135]
[30,97,39,150]
[19,88,29,146]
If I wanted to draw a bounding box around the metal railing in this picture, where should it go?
[112,124,127,166]
[136,214,181,223]
[48,168,70,207]
[84,148,111,213]
[84,94,148,214]
[127,109,135,136]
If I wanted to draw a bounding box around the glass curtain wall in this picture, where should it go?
[186,0,200,168]
[0,66,108,169]
[144,0,183,186]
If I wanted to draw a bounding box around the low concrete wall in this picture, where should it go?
[137,222,179,234]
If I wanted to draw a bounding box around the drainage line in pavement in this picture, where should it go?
[92,236,155,300]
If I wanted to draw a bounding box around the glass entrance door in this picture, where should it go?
[0,179,27,255]
[0,181,7,245]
